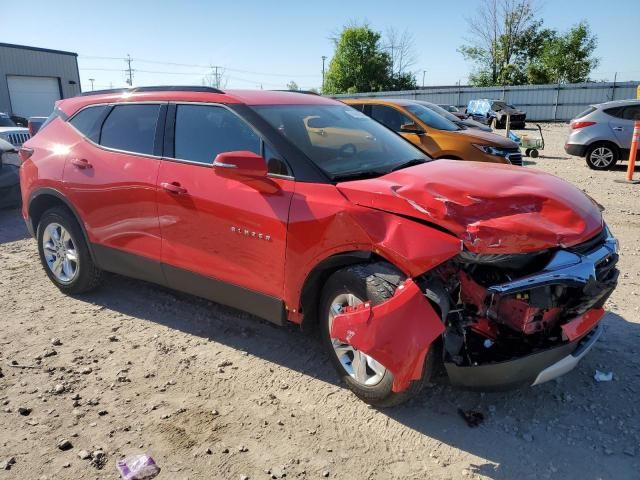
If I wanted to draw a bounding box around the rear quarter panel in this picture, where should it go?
[20,117,75,219]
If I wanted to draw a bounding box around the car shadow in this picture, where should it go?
[0,207,29,244]
[78,272,638,479]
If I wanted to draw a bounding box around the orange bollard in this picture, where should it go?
[626,120,640,181]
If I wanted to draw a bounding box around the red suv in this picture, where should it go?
[20,87,618,406]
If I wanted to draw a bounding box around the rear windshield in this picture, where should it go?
[404,104,460,131]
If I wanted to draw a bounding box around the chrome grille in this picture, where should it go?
[7,132,30,147]
[506,151,523,166]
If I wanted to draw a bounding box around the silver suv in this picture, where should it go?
[565,100,640,170]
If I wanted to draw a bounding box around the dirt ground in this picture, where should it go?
[1,122,639,480]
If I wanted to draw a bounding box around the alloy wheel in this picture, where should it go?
[42,223,79,284]
[327,293,387,386]
[590,147,615,168]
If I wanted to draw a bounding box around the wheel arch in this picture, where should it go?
[28,188,96,262]
[299,250,394,331]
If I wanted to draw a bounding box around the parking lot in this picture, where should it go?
[1,122,639,480]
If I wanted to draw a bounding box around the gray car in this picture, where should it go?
[418,101,493,132]
[565,99,640,170]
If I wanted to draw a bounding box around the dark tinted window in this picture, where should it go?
[100,104,160,155]
[69,106,107,140]
[264,143,290,176]
[410,103,461,130]
[603,106,624,119]
[174,105,260,164]
[0,113,16,127]
[621,106,640,120]
[348,104,365,112]
[369,105,413,132]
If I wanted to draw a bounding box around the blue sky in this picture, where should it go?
[3,0,639,91]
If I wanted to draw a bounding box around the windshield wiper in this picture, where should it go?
[388,158,428,173]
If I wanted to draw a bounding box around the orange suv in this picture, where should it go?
[344,98,523,165]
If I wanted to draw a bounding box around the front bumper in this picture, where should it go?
[445,321,602,390]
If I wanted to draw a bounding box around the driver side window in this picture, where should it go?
[370,105,413,132]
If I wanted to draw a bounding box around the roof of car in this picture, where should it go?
[342,98,426,107]
[58,87,339,116]
[596,99,640,108]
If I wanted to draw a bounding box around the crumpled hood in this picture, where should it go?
[337,160,603,253]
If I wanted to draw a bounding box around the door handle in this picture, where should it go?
[71,158,92,169]
[160,182,187,194]
[612,126,624,132]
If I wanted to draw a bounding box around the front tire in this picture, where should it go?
[37,207,102,294]
[320,263,434,407]
[586,143,618,170]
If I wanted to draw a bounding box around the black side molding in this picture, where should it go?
[92,244,286,326]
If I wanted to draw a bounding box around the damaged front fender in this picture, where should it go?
[330,279,444,392]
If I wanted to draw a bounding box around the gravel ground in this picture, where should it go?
[1,122,639,480]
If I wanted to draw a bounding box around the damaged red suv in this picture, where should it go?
[20,87,619,406]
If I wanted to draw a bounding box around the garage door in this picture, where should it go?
[7,76,61,118]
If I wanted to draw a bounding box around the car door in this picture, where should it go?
[607,105,639,149]
[156,103,294,322]
[367,104,440,157]
[63,103,165,280]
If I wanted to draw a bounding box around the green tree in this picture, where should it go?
[324,24,393,94]
[286,80,299,91]
[528,22,599,84]
[459,0,536,86]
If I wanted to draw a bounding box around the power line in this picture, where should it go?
[78,55,321,78]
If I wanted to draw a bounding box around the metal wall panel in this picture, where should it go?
[0,44,81,116]
[334,81,639,121]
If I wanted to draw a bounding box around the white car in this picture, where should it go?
[0,112,31,148]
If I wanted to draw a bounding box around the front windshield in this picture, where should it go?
[253,104,429,181]
[0,114,16,127]
[419,102,462,124]
[404,104,460,131]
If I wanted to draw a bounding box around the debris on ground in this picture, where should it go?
[0,457,16,471]
[458,408,485,428]
[57,439,73,451]
[594,370,613,382]
[117,453,161,480]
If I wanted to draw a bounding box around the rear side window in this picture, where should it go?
[100,104,160,155]
[575,106,596,119]
[173,104,260,164]
[69,106,107,140]
[369,105,413,132]
[348,103,365,112]
[603,106,624,119]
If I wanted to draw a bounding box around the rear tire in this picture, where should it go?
[585,143,618,170]
[320,263,435,407]
[530,149,539,158]
[37,207,102,294]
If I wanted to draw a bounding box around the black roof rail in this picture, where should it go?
[80,86,225,97]
[270,89,321,96]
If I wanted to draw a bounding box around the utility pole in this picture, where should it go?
[321,56,327,94]
[125,54,133,86]
[89,78,95,91]
[422,70,427,88]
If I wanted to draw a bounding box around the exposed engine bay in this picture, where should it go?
[418,226,619,371]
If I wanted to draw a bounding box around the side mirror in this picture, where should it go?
[400,123,425,135]
[213,151,268,179]
[306,116,331,129]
